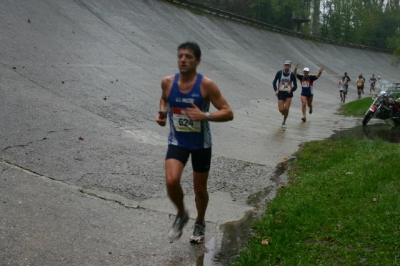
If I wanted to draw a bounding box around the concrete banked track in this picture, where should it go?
[0,0,398,265]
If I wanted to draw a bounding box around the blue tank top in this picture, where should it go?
[167,73,212,150]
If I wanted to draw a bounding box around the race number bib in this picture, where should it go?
[301,81,310,87]
[172,107,201,132]
[280,81,291,91]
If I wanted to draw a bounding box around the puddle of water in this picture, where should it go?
[329,123,400,143]
[205,167,289,265]
[209,210,257,265]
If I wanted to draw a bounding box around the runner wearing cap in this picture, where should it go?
[294,64,324,122]
[272,60,298,128]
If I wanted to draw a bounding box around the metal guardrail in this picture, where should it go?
[163,0,393,54]
[378,82,400,94]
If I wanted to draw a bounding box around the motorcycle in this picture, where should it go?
[362,90,400,126]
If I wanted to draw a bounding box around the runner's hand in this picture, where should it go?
[156,111,167,126]
[186,103,205,121]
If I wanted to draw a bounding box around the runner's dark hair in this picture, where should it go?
[178,42,201,60]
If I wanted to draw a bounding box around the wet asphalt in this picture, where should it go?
[1,0,399,265]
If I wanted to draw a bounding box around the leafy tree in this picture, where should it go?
[189,0,400,51]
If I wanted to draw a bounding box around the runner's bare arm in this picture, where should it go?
[294,63,300,75]
[316,67,324,78]
[186,77,233,122]
[156,77,172,126]
[203,78,233,122]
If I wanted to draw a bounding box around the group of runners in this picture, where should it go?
[339,73,379,102]
[155,42,381,245]
[272,60,380,127]
[272,60,324,127]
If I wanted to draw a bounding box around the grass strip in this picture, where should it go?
[340,97,374,116]
[233,138,400,265]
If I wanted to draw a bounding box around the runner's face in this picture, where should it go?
[178,49,199,74]
[303,71,309,77]
[283,64,290,71]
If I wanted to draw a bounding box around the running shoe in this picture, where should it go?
[301,117,306,122]
[281,122,286,128]
[168,211,189,242]
[309,105,313,114]
[190,221,206,244]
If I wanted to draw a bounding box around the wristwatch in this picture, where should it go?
[205,112,212,120]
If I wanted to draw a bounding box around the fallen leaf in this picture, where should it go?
[61,81,64,84]
[79,137,84,140]
[72,31,75,34]
[261,239,269,245]
[103,97,107,100]
[110,81,114,84]
[27,19,31,23]
[274,219,281,224]
[13,67,16,70]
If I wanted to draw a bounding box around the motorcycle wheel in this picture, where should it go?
[362,110,375,125]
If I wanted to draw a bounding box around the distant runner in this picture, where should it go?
[272,60,297,128]
[338,76,349,103]
[356,74,365,99]
[343,72,351,92]
[369,74,377,94]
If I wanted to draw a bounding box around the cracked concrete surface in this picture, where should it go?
[0,0,398,265]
